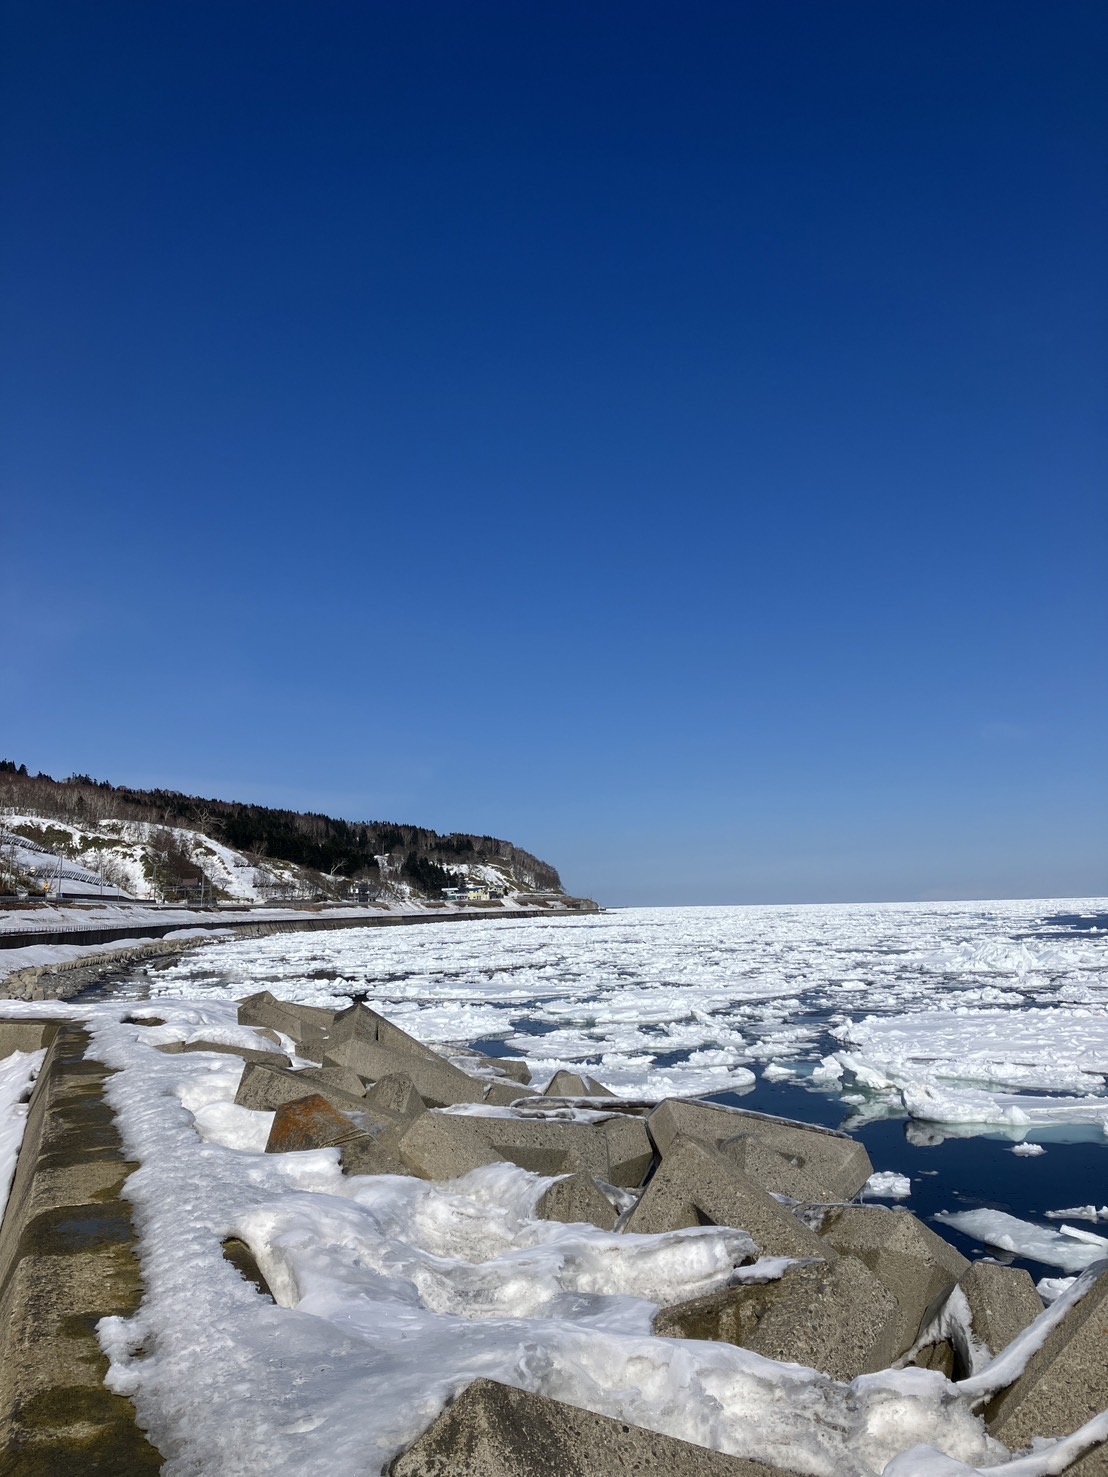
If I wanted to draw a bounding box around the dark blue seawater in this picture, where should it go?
[710,1075,1108,1285]
[1023,910,1108,937]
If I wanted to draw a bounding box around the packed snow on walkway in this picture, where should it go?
[2,992,1107,1477]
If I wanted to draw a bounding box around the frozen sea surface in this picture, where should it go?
[135,898,1108,1124]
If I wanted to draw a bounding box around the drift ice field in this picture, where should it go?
[144,899,1108,1134]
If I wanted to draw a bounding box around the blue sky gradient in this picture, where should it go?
[2,1,1105,904]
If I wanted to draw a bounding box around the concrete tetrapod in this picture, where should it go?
[592,1113,655,1187]
[155,1039,291,1066]
[816,1205,969,1358]
[535,1173,619,1231]
[237,990,338,1059]
[451,1045,534,1087]
[647,1099,872,1202]
[386,1378,802,1477]
[299,1063,370,1098]
[956,1262,1044,1374]
[654,1255,904,1380]
[340,1132,415,1178]
[482,1079,538,1107]
[265,1093,412,1176]
[364,1072,426,1119]
[235,1060,369,1115]
[623,1134,831,1260]
[911,1260,1046,1382]
[329,1003,457,1068]
[985,1260,1108,1476]
[398,1112,509,1179]
[400,1108,653,1187]
[480,1056,532,1086]
[330,1005,537,1100]
[265,1093,365,1153]
[719,1135,853,1207]
[323,1037,487,1108]
[544,1069,616,1098]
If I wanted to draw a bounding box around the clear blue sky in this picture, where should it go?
[3,1,1105,905]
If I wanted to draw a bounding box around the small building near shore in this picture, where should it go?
[441,883,497,903]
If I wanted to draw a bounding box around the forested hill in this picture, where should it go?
[0,762,562,898]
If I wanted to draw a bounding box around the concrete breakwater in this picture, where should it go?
[0,906,563,1002]
[2,994,1105,1473]
[0,904,567,950]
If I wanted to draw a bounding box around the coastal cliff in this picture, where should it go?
[0,762,584,908]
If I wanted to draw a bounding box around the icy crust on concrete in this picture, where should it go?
[0,1047,44,1224]
[954,1260,1108,1405]
[142,899,1108,1126]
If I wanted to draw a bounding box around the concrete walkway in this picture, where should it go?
[0,1021,163,1474]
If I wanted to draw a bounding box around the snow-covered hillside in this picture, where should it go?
[0,767,577,908]
[2,815,340,903]
[1,814,555,907]
[1,825,128,898]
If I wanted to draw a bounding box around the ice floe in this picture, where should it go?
[829,1009,1108,1130]
[862,1171,912,1199]
[934,1210,1108,1275]
[1044,1205,1108,1223]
